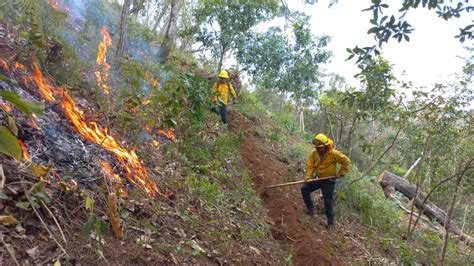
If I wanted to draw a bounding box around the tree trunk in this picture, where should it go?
[115,0,132,60]
[217,45,225,72]
[378,171,473,244]
[320,104,335,143]
[153,4,169,32]
[279,92,286,114]
[299,103,305,132]
[346,115,357,157]
[160,0,179,63]
[441,172,463,263]
[336,118,344,148]
[179,36,193,52]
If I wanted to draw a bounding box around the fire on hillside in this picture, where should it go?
[0,57,172,196]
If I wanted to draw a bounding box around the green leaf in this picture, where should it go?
[7,116,18,136]
[85,196,94,211]
[0,126,21,160]
[15,201,31,210]
[34,191,51,204]
[0,91,44,117]
[0,74,9,81]
[82,215,96,237]
[15,223,25,234]
[336,191,347,200]
[367,27,378,34]
[120,210,130,219]
[0,192,12,200]
[94,218,107,235]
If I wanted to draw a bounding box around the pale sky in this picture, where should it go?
[255,0,473,88]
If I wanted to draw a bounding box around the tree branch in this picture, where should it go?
[345,126,403,188]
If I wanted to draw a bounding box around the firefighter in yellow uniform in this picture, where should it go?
[211,70,237,125]
[301,133,351,228]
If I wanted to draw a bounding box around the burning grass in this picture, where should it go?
[1,57,159,196]
[18,140,29,160]
[157,129,176,142]
[0,7,286,266]
[30,62,55,103]
[0,101,12,113]
[94,26,112,95]
[48,0,60,11]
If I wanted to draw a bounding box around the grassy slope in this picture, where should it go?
[1,1,471,263]
[231,89,473,265]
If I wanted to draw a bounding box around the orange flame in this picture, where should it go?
[48,0,60,11]
[0,101,12,113]
[18,140,30,160]
[95,27,112,95]
[1,57,159,196]
[157,129,176,141]
[0,58,9,72]
[100,161,122,183]
[100,161,127,195]
[47,0,71,14]
[30,62,56,103]
[51,170,61,180]
[144,125,152,132]
[59,88,158,194]
[28,114,42,130]
[145,72,160,89]
[151,140,160,148]
[14,62,27,72]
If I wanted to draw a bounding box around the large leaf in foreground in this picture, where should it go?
[0,125,21,160]
[0,90,44,117]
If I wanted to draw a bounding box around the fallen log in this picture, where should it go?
[378,170,473,244]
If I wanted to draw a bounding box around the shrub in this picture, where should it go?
[338,177,403,234]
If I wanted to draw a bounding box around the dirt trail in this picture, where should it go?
[229,111,368,265]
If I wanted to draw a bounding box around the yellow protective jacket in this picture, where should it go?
[212,82,237,105]
[305,148,351,179]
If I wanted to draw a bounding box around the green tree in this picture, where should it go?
[189,0,280,71]
[341,56,396,116]
[116,0,133,60]
[238,13,331,131]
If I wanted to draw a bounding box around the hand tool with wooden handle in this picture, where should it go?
[266,175,337,189]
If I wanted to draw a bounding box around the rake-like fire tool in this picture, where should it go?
[266,175,337,189]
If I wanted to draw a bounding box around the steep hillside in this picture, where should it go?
[1,0,472,265]
[229,111,384,265]
[0,25,285,263]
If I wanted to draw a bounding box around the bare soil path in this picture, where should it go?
[229,111,369,265]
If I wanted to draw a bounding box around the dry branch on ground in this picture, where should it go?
[378,170,473,245]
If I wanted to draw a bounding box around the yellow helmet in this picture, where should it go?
[218,70,229,79]
[312,133,330,147]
